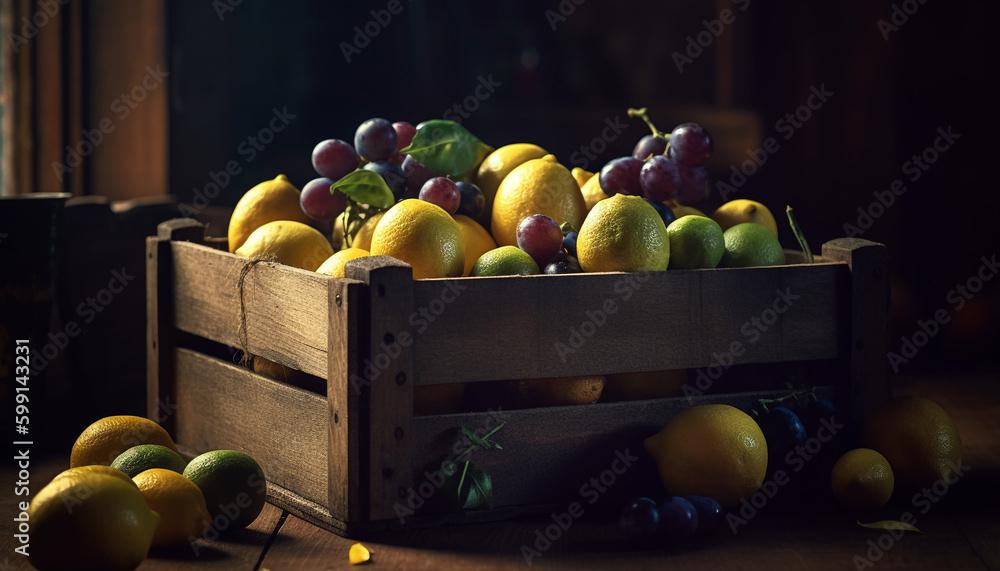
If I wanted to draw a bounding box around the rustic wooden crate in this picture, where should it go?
[146,218,889,537]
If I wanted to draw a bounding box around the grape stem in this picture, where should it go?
[627,107,669,140]
[786,206,813,264]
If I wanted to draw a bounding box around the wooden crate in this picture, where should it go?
[146,218,889,537]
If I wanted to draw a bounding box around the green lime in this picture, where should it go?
[719,222,786,268]
[110,444,188,478]
[667,216,725,269]
[182,450,267,531]
[470,245,540,276]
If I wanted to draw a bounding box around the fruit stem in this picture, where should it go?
[627,107,669,140]
[454,422,505,462]
[786,205,814,264]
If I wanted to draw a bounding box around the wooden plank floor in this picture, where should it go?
[2,367,997,570]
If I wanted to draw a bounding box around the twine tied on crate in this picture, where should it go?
[234,255,276,368]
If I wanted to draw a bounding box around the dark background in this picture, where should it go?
[168,0,1000,370]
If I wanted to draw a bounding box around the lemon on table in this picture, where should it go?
[580,172,611,213]
[644,404,768,508]
[133,468,212,546]
[719,222,786,268]
[235,220,335,272]
[71,415,179,468]
[491,154,586,247]
[576,194,669,273]
[351,211,385,252]
[671,204,707,219]
[111,444,188,478]
[28,470,160,571]
[454,214,497,276]
[52,464,135,485]
[183,450,268,531]
[831,448,895,511]
[317,248,370,278]
[370,199,465,279]
[512,375,605,407]
[470,246,540,276]
[860,396,964,492]
[476,143,549,217]
[228,174,310,252]
[666,215,725,269]
[712,199,779,237]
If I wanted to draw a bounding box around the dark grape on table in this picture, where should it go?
[639,155,682,202]
[668,123,713,167]
[516,214,564,267]
[300,177,347,222]
[418,177,461,214]
[599,156,644,196]
[355,117,398,162]
[312,139,360,181]
[455,181,486,219]
[362,161,407,201]
[632,134,668,160]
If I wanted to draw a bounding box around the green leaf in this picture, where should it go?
[331,170,394,209]
[858,520,923,534]
[461,426,503,452]
[399,120,492,176]
[456,462,493,510]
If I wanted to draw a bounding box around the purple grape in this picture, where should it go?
[455,181,486,219]
[300,177,347,222]
[312,139,360,180]
[756,406,807,467]
[354,118,398,162]
[362,161,407,200]
[668,123,713,167]
[645,199,677,229]
[562,231,578,257]
[639,155,682,202]
[402,155,439,196]
[389,121,416,165]
[599,157,644,196]
[660,496,699,541]
[544,256,581,274]
[675,165,711,205]
[419,177,461,213]
[618,498,661,541]
[632,134,668,160]
[516,214,563,267]
[685,495,722,533]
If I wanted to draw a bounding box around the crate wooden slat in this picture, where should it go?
[147,220,888,537]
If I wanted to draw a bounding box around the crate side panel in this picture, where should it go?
[173,347,330,508]
[410,263,845,384]
[169,241,333,378]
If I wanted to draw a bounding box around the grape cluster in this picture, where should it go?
[618,494,723,543]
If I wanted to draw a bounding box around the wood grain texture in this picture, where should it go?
[410,262,846,385]
[172,348,329,508]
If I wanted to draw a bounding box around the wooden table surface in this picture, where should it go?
[3,368,997,570]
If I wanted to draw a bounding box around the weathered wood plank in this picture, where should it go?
[172,348,329,508]
[410,262,846,385]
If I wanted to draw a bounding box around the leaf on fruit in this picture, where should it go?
[400,120,493,176]
[857,520,923,534]
[331,170,394,210]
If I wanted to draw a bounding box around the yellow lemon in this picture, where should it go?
[351,211,385,252]
[234,220,335,272]
[183,450,268,530]
[133,468,212,546]
[831,448,895,511]
[491,155,586,247]
[71,415,179,468]
[860,396,963,492]
[672,204,707,219]
[576,194,669,273]
[511,375,605,407]
[580,172,611,213]
[476,143,549,217]
[719,222,786,268]
[228,174,310,252]
[571,167,595,189]
[111,444,188,478]
[28,471,160,571]
[370,199,465,279]
[317,248,370,278]
[712,199,779,237]
[644,404,768,508]
[51,465,135,486]
[454,214,497,276]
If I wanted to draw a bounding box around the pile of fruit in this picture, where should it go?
[226,109,788,285]
[26,415,267,571]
